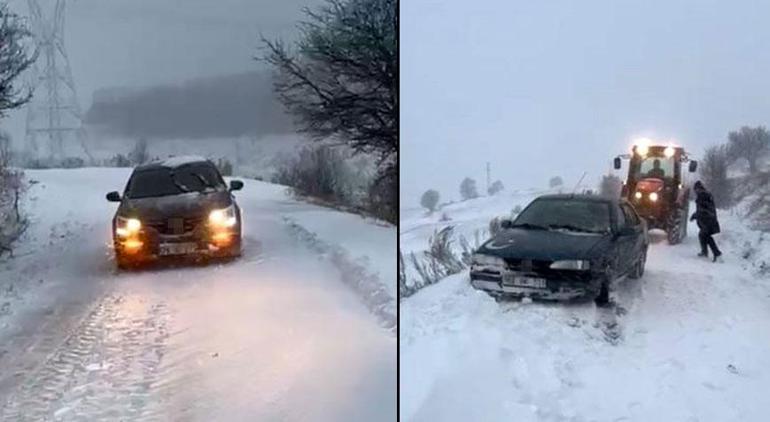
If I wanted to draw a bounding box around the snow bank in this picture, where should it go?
[283,217,396,332]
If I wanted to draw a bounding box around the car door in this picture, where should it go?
[612,203,635,277]
[620,203,645,265]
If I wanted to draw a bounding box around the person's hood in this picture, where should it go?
[476,228,612,261]
[118,190,231,220]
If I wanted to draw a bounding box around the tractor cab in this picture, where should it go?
[614,142,698,244]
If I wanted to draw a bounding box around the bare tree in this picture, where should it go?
[701,144,732,208]
[420,189,439,212]
[260,0,397,220]
[727,126,770,174]
[599,173,623,198]
[460,177,479,200]
[0,4,35,117]
[128,138,149,165]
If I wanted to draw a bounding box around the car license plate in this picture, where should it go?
[503,274,547,289]
[159,242,197,256]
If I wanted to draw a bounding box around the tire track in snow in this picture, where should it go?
[0,294,171,421]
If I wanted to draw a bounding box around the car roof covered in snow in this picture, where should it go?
[134,155,212,172]
[535,194,619,204]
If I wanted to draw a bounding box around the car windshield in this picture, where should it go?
[126,163,225,199]
[513,198,611,234]
[634,156,675,180]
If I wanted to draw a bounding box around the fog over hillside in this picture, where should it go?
[85,71,293,140]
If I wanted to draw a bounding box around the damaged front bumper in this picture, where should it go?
[470,266,602,301]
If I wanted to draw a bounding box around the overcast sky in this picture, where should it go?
[401,0,770,207]
[3,0,317,142]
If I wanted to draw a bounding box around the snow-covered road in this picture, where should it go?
[0,168,395,421]
[401,198,770,421]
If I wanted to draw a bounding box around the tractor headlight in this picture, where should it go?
[209,205,237,228]
[115,216,141,237]
[550,260,591,270]
[634,191,643,200]
[649,192,659,202]
[471,253,505,267]
[664,146,675,158]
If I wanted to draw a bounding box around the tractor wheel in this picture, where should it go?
[666,209,684,245]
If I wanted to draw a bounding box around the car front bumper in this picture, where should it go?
[114,227,241,263]
[470,268,602,300]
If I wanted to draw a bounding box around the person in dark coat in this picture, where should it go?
[690,180,722,262]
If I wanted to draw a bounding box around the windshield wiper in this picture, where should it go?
[169,171,191,193]
[547,224,601,234]
[510,223,549,230]
[191,172,215,190]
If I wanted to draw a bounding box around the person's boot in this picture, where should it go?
[712,251,722,263]
[697,251,708,258]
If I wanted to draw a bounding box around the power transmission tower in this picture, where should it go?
[24,0,91,162]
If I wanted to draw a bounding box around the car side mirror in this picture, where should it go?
[229,180,244,191]
[688,160,698,173]
[106,191,121,202]
[613,157,622,170]
[500,219,514,229]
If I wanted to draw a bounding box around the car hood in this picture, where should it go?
[476,228,611,261]
[118,190,231,220]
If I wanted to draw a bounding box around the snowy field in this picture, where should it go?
[0,168,395,421]
[400,193,770,421]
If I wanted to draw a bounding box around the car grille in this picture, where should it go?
[504,258,592,282]
[145,216,205,235]
[504,258,552,272]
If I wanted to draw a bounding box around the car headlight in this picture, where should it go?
[649,192,658,202]
[471,253,505,267]
[115,216,141,237]
[634,191,642,200]
[209,205,237,228]
[550,260,590,270]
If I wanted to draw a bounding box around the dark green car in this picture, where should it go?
[470,194,648,305]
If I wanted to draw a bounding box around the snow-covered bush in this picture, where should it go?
[0,134,28,256]
[273,145,354,205]
[404,226,465,298]
[549,176,563,188]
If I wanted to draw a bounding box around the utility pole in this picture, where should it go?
[486,162,491,195]
[25,0,91,162]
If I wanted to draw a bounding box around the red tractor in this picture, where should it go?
[614,142,698,244]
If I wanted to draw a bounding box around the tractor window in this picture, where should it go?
[636,156,674,179]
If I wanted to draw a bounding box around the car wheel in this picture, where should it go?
[594,279,610,306]
[115,253,131,270]
[629,248,647,279]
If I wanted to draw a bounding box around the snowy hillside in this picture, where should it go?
[0,168,395,421]
[400,191,770,421]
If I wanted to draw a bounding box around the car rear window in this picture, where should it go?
[126,163,226,199]
[514,198,611,233]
